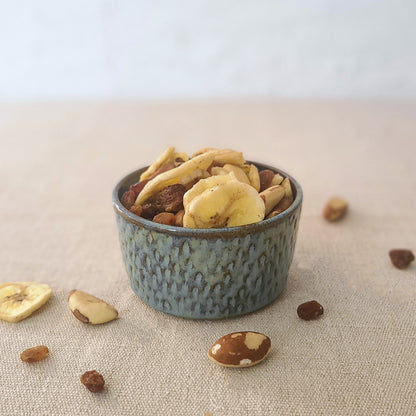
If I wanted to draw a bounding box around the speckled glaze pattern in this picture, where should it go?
[113,163,302,319]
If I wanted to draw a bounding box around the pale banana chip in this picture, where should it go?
[281,177,293,199]
[222,164,250,185]
[140,147,176,181]
[0,282,52,323]
[173,152,189,166]
[210,166,228,176]
[184,180,265,228]
[210,149,246,167]
[193,148,246,167]
[192,147,216,157]
[183,172,236,209]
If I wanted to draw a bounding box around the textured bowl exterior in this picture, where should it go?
[113,163,302,319]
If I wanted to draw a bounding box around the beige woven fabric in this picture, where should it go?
[0,102,415,416]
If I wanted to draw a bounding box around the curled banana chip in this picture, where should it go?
[135,151,217,205]
[140,147,176,181]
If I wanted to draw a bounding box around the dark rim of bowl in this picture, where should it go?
[112,161,303,237]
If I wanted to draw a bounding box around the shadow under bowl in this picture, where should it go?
[113,162,303,319]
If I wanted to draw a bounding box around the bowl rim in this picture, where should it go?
[112,161,303,237]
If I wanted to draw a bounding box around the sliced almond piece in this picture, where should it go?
[266,195,294,218]
[323,197,348,221]
[68,290,118,324]
[270,173,284,187]
[259,185,285,216]
[281,177,293,199]
[247,164,260,191]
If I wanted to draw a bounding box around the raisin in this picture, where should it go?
[389,249,414,269]
[20,345,49,362]
[141,203,161,219]
[121,190,136,210]
[297,300,324,320]
[259,170,275,192]
[154,184,186,213]
[81,370,105,392]
[129,204,143,217]
[130,180,149,196]
[175,209,185,227]
[153,212,176,225]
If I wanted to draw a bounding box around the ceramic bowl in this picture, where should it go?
[113,162,302,319]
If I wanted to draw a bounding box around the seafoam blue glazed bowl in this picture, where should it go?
[113,162,302,319]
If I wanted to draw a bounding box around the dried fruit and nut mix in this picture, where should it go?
[120,147,294,228]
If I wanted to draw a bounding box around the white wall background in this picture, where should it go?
[0,0,415,100]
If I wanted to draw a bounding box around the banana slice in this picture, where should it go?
[222,164,250,185]
[210,166,228,176]
[0,282,52,323]
[184,180,265,228]
[140,147,176,181]
[183,172,236,209]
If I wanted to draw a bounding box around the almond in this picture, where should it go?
[68,290,118,325]
[323,197,348,221]
[208,331,271,368]
[260,185,285,216]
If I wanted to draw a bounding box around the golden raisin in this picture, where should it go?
[153,212,176,225]
[20,345,49,362]
[129,204,143,217]
[81,370,105,392]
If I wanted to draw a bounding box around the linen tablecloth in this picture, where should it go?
[1,101,415,415]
